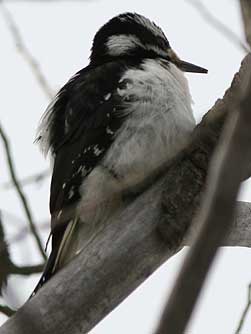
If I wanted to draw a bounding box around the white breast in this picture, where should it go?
[102,59,195,186]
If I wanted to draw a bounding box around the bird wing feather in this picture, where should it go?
[32,60,132,295]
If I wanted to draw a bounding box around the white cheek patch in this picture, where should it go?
[106,34,143,56]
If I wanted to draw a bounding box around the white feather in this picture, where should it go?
[77,59,195,227]
[102,59,195,185]
[106,34,144,56]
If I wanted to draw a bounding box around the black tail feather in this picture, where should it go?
[29,249,57,299]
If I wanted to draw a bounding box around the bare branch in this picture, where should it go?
[1,169,50,189]
[235,283,251,334]
[9,264,44,276]
[0,213,12,293]
[0,1,54,100]
[187,0,250,52]
[0,123,47,260]
[154,60,251,334]
[0,54,250,334]
[0,306,15,318]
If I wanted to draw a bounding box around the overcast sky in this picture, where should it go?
[0,1,251,333]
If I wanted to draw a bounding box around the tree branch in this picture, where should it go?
[9,264,44,276]
[0,306,15,318]
[0,123,47,260]
[154,56,251,334]
[235,283,251,334]
[0,54,250,334]
[155,4,251,332]
[0,213,12,293]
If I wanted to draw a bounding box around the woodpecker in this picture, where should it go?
[33,12,207,295]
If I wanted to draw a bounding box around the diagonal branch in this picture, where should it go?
[0,123,47,260]
[154,59,251,334]
[235,283,251,334]
[9,264,44,276]
[155,3,251,332]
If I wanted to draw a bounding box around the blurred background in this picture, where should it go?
[0,1,250,333]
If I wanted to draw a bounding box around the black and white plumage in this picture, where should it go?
[33,12,207,295]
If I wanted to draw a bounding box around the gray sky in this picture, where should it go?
[0,1,251,333]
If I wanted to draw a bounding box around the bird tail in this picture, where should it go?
[29,247,58,298]
[30,219,78,298]
[30,218,96,298]
[52,219,78,272]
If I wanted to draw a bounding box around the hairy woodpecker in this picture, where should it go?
[33,12,207,295]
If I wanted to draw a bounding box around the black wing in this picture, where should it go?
[32,60,133,295]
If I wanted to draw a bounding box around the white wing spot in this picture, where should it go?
[93,145,103,156]
[106,127,114,135]
[68,188,74,199]
[57,210,63,219]
[77,166,83,174]
[104,93,112,101]
[62,183,66,189]
[82,167,87,176]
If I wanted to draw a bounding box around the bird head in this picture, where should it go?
[90,12,207,74]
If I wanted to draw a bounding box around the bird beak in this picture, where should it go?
[167,49,208,74]
[179,60,208,74]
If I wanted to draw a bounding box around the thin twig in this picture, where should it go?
[0,209,50,238]
[235,283,251,334]
[9,221,49,246]
[9,263,44,276]
[187,0,250,52]
[1,169,50,189]
[0,305,15,317]
[0,1,54,100]
[0,123,47,260]
[154,56,251,333]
